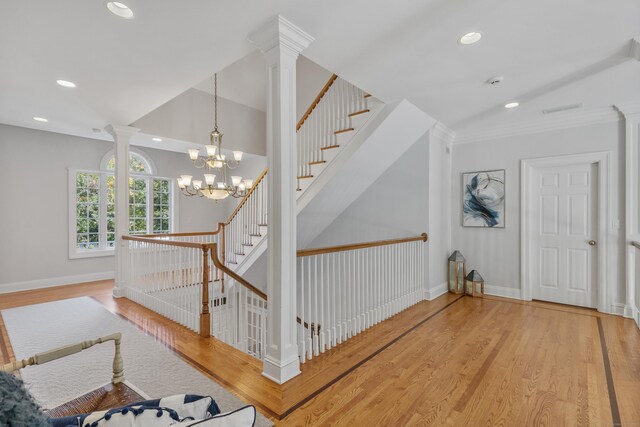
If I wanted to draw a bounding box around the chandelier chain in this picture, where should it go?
[214,73,218,130]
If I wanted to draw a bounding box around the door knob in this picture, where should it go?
[588,240,597,246]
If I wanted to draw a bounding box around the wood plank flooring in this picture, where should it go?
[1,281,639,426]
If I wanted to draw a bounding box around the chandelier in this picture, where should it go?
[177,74,253,200]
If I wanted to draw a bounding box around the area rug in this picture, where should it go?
[1,297,272,426]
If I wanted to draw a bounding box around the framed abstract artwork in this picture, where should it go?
[462,169,505,228]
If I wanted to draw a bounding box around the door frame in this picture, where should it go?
[521,151,611,312]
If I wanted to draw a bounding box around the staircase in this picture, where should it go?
[121,73,432,365]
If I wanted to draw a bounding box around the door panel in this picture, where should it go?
[531,163,597,307]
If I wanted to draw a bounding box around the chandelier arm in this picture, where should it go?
[192,157,207,169]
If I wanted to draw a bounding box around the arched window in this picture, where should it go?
[69,149,173,258]
[101,149,155,174]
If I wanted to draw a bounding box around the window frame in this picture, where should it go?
[68,167,177,259]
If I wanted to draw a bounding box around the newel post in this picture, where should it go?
[200,246,211,337]
[248,15,314,384]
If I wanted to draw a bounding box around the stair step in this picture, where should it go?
[320,144,340,151]
[234,252,246,256]
[308,160,327,165]
[242,243,254,247]
[364,94,372,98]
[348,109,370,117]
[297,175,314,179]
[334,128,354,135]
[249,234,262,237]
[227,261,238,265]
[296,188,302,191]
[258,224,267,227]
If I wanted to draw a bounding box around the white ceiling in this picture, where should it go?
[1,0,638,143]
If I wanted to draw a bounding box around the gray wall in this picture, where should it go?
[309,136,429,247]
[133,89,267,156]
[0,124,235,289]
[450,121,626,304]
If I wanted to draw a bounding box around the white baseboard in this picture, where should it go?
[0,271,115,294]
[424,282,448,301]
[484,284,522,300]
[610,302,626,316]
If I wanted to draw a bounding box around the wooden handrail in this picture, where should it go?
[226,167,268,225]
[632,241,640,250]
[122,235,209,250]
[296,74,338,131]
[297,233,428,257]
[210,243,268,300]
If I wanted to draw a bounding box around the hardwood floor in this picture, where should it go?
[1,281,639,426]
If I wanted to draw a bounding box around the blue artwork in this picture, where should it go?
[463,170,505,228]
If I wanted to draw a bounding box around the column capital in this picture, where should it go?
[247,15,314,57]
[615,101,640,119]
[430,122,456,145]
[105,124,140,140]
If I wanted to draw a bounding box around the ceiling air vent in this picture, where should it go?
[542,103,583,114]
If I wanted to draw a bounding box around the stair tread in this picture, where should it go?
[348,109,370,117]
[364,94,372,98]
[234,252,246,256]
[258,224,267,227]
[249,234,262,237]
[320,144,340,151]
[309,160,327,165]
[334,128,354,135]
[297,175,314,179]
[242,243,254,247]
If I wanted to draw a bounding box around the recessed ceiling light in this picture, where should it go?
[106,2,134,19]
[56,79,76,88]
[459,32,482,45]
[152,137,162,142]
[33,116,48,122]
[505,102,520,109]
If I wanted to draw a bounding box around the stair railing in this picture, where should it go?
[296,233,428,362]
[122,235,218,337]
[222,168,268,267]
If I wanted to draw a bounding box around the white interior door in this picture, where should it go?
[530,162,598,307]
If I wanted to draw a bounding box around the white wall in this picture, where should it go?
[133,89,267,156]
[0,124,231,291]
[308,135,429,248]
[296,57,333,121]
[450,120,626,307]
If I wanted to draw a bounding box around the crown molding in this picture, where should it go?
[247,15,314,56]
[629,36,640,61]
[453,106,622,145]
[430,122,456,145]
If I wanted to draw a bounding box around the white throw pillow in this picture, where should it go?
[169,406,256,427]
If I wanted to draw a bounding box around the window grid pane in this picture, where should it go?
[152,179,171,234]
[76,172,101,250]
[129,177,147,235]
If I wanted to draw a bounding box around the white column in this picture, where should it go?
[248,15,314,384]
[425,122,454,300]
[106,125,140,298]
[616,102,640,321]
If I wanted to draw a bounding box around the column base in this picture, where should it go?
[262,354,301,384]
[112,286,126,299]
